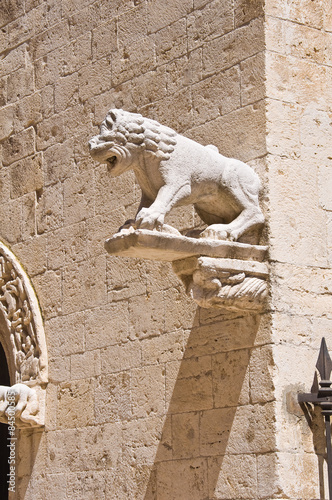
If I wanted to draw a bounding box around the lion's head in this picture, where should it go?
[89,109,177,176]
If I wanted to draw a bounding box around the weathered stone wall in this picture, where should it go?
[0,0,330,498]
[266,1,332,497]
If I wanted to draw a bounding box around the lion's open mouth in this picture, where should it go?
[106,156,117,168]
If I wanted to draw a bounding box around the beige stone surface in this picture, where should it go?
[0,0,330,498]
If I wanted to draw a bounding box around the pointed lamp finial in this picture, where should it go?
[316,337,332,381]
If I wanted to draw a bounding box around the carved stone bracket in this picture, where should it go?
[105,228,268,311]
[0,241,48,427]
[173,256,268,311]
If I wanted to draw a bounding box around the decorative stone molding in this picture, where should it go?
[0,241,48,427]
[105,229,268,311]
[173,256,268,311]
[91,109,268,311]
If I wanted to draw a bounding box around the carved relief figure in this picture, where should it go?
[89,109,265,242]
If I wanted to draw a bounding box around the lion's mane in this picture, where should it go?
[101,109,177,161]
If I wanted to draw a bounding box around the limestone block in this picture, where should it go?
[131,365,165,418]
[106,255,146,301]
[33,270,62,319]
[256,453,281,499]
[94,165,136,218]
[36,182,64,234]
[319,165,332,210]
[106,463,155,500]
[46,312,83,356]
[100,341,141,374]
[270,262,332,317]
[200,402,276,456]
[2,126,35,166]
[171,411,200,459]
[142,87,194,132]
[36,113,66,151]
[208,453,258,499]
[166,50,202,96]
[10,153,43,199]
[62,255,106,314]
[141,330,185,366]
[268,157,328,267]
[163,287,197,331]
[57,379,94,428]
[324,1,332,31]
[155,19,187,64]
[241,51,265,106]
[274,451,320,499]
[128,291,164,339]
[117,4,147,48]
[0,76,6,107]
[285,22,331,65]
[7,65,34,104]
[30,21,70,60]
[66,471,106,499]
[184,314,261,358]
[165,357,213,413]
[328,212,332,267]
[63,171,95,225]
[12,234,47,276]
[93,372,131,424]
[21,191,37,240]
[189,102,266,162]
[14,86,53,132]
[1,43,27,77]
[0,200,23,244]
[266,52,328,107]
[187,0,233,50]
[48,355,70,383]
[71,350,101,380]
[266,99,302,158]
[147,0,192,33]
[156,458,208,500]
[85,301,130,349]
[122,415,165,465]
[64,0,100,30]
[266,0,323,29]
[202,18,264,77]
[131,67,167,109]
[192,66,241,125]
[92,18,117,60]
[249,345,275,403]
[111,37,156,87]
[0,104,14,140]
[47,221,86,270]
[54,73,79,113]
[212,349,250,408]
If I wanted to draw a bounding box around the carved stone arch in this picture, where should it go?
[0,241,48,427]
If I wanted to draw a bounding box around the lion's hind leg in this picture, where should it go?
[200,205,264,242]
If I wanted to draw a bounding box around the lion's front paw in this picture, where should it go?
[200,224,229,241]
[135,208,164,230]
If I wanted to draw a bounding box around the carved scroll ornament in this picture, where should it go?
[0,242,47,427]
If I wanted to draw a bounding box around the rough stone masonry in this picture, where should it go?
[0,0,331,498]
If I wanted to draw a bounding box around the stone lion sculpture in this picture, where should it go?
[89,109,264,242]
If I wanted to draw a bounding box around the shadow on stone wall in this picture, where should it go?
[15,429,43,500]
[144,309,264,499]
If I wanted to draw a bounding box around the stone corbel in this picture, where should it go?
[104,229,268,312]
[0,242,48,428]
